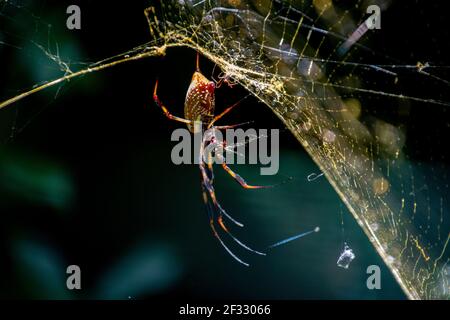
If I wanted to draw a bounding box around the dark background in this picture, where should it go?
[0,0,448,299]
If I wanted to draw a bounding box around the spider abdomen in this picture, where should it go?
[184,71,215,132]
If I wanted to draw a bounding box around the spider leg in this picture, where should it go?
[206,152,214,183]
[210,216,250,267]
[210,65,222,88]
[207,95,250,129]
[153,80,192,124]
[222,161,293,189]
[212,72,228,89]
[200,161,243,227]
[211,66,236,89]
[200,151,265,256]
[217,215,266,256]
[213,121,253,130]
[214,152,273,189]
[199,138,267,264]
[201,182,250,267]
[221,162,273,189]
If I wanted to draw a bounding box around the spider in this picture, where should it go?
[153,53,271,266]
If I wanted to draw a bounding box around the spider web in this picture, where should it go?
[150,0,450,300]
[0,0,449,299]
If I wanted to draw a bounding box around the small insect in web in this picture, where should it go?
[336,243,356,269]
[153,53,319,266]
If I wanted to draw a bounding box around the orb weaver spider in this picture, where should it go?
[153,53,271,266]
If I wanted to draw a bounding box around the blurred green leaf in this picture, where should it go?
[0,147,74,210]
[13,238,71,299]
[94,242,182,299]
